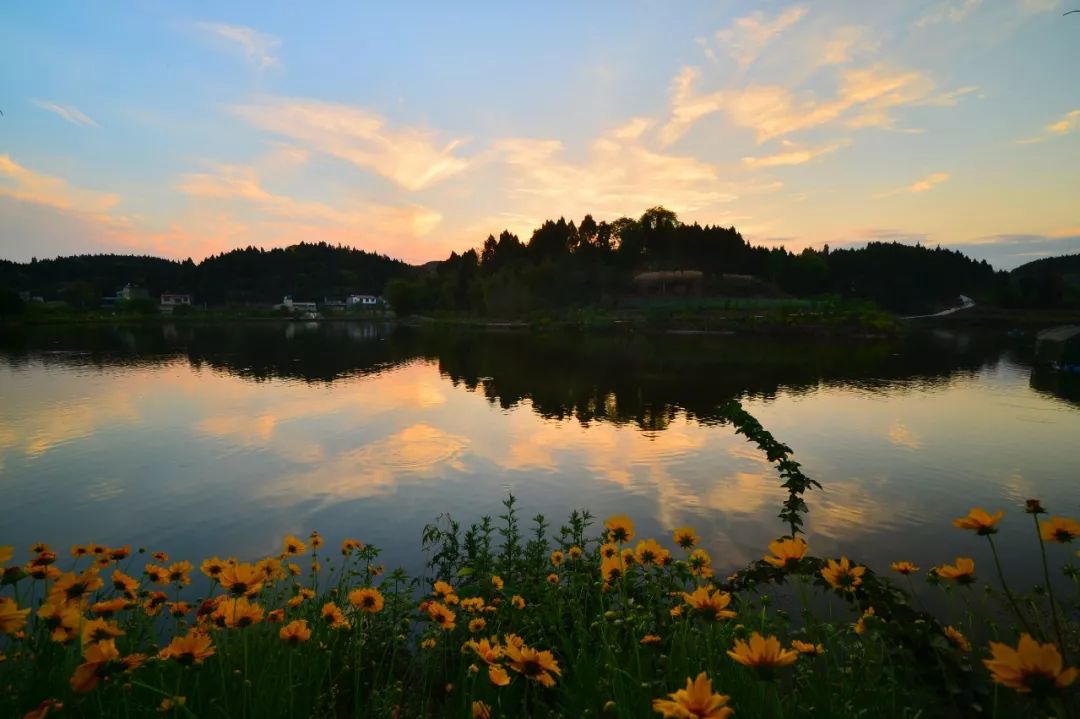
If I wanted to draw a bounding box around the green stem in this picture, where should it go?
[985,535,1036,637]
[1032,515,1067,660]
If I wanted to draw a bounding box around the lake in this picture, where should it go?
[1,322,1078,589]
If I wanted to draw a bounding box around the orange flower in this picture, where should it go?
[681,586,737,622]
[468,618,487,633]
[469,637,503,665]
[890,561,919,575]
[280,619,312,645]
[143,563,168,584]
[200,557,227,579]
[791,640,824,656]
[727,632,798,676]
[1039,516,1080,543]
[320,602,350,630]
[763,537,808,570]
[511,595,526,610]
[953,508,1005,535]
[80,618,123,646]
[652,672,734,719]
[341,538,364,555]
[604,514,635,544]
[160,630,215,665]
[820,557,865,592]
[944,626,971,652]
[488,665,511,687]
[471,700,492,719]
[49,568,103,603]
[854,607,875,635]
[491,575,504,590]
[504,641,562,688]
[688,548,713,578]
[283,534,307,556]
[211,597,264,628]
[69,639,121,693]
[0,597,30,634]
[984,634,1077,693]
[568,546,583,560]
[166,561,193,586]
[935,557,976,584]
[640,634,662,645]
[426,602,456,631]
[600,554,627,584]
[348,587,385,614]
[673,527,698,550]
[110,570,139,596]
[546,573,559,585]
[218,562,264,596]
[38,600,82,642]
[550,550,564,567]
[635,539,669,567]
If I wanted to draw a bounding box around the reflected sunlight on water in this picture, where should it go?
[1,323,1077,585]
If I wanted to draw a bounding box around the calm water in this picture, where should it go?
[1,322,1078,586]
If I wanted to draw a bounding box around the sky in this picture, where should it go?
[1,1,1078,270]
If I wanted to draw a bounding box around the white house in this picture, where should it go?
[347,294,379,307]
[160,293,193,307]
[274,295,318,313]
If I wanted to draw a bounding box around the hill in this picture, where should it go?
[1006,253,1080,308]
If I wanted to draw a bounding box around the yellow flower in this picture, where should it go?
[568,545,583,560]
[984,634,1078,693]
[81,618,123,646]
[469,618,487,633]
[470,637,503,664]
[890,561,919,575]
[763,537,808,570]
[283,534,307,556]
[652,672,734,719]
[550,550,564,566]
[600,542,619,559]
[935,557,976,584]
[200,557,227,579]
[0,545,13,564]
[504,641,562,688]
[110,570,139,597]
[640,634,662,645]
[151,551,169,562]
[491,575,504,590]
[546,573,560,585]
[489,665,511,687]
[688,548,713,578]
[426,601,456,631]
[218,562,264,597]
[727,632,798,676]
[348,587,385,614]
[511,595,526,610]
[600,554,627,584]
[681,586,737,622]
[39,599,83,642]
[433,580,455,599]
[341,538,364,555]
[320,602,350,630]
[635,539,669,567]
[471,700,492,719]
[69,639,121,693]
[143,563,168,584]
[953,508,1005,535]
[0,597,30,634]
[280,619,312,645]
[460,597,485,613]
[166,561,193,586]
[604,514,635,544]
[820,557,865,592]
[791,640,824,656]
[421,638,437,650]
[944,626,971,652]
[308,531,323,549]
[854,607,875,635]
[1039,516,1080,543]
[673,527,698,550]
[212,597,265,628]
[168,601,191,619]
[49,568,103,603]
[160,630,215,665]
[256,557,286,581]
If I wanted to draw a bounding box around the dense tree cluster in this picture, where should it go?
[0,243,408,308]
[2,208,1075,316]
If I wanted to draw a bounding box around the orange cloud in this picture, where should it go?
[232,97,469,190]
[715,6,809,69]
[742,140,848,168]
[0,155,119,216]
[873,171,949,198]
[196,22,281,69]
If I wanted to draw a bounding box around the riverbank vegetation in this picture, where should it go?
[1,403,1077,718]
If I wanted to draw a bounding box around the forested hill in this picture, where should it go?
[1006,252,1080,308]
[0,243,410,307]
[3,209,1075,314]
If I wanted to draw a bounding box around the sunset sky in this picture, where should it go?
[1,1,1078,269]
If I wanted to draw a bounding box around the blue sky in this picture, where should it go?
[1,1,1078,268]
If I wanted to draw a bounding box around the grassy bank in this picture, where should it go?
[1,402,1077,718]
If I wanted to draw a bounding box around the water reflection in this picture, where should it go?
[0,322,1076,587]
